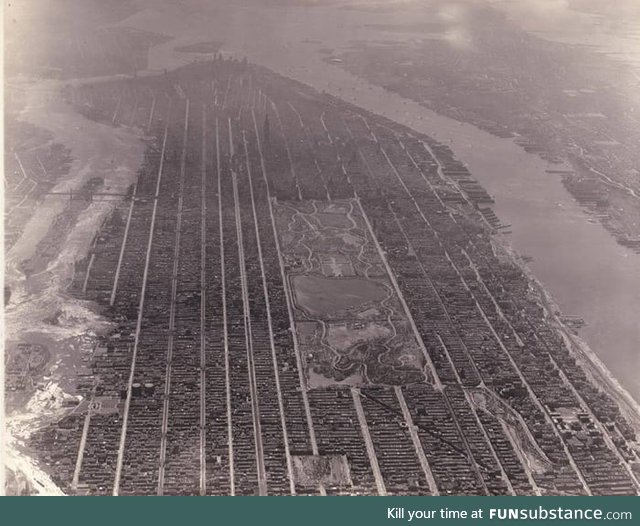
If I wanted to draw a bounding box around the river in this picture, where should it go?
[4,79,145,494]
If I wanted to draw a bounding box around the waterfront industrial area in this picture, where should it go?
[4,1,640,497]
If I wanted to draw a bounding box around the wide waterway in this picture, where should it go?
[117,1,640,402]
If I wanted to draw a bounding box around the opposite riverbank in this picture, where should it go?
[4,78,146,495]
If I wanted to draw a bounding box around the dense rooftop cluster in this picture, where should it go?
[23,58,640,496]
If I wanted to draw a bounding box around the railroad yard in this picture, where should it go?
[10,58,640,497]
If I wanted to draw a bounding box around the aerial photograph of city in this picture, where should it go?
[2,0,640,496]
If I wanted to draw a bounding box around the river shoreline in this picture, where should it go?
[4,77,146,495]
[494,240,640,436]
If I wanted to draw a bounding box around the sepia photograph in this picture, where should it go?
[2,0,640,499]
